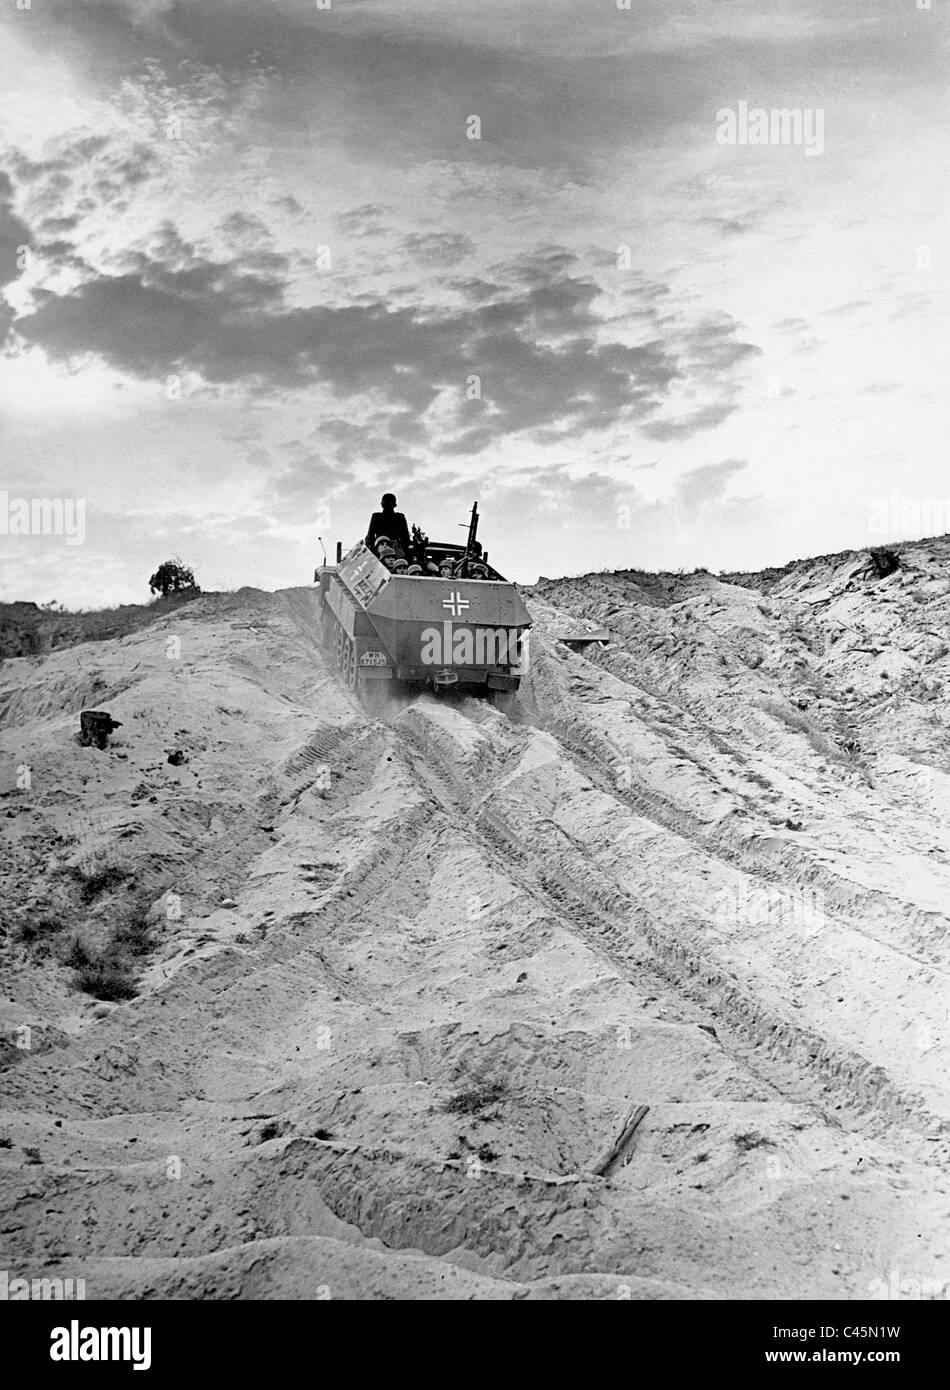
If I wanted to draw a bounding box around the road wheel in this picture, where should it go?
[341,637,358,689]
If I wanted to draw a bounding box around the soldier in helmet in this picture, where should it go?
[366,493,411,556]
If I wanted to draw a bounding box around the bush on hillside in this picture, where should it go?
[148,558,200,598]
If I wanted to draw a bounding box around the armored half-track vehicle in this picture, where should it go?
[316,502,531,708]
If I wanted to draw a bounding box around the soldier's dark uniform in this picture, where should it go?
[366,493,412,556]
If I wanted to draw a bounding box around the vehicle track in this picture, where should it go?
[387,671,950,1155]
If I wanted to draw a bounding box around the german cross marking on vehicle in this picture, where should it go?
[442,591,470,617]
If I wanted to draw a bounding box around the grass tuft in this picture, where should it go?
[443,1080,509,1117]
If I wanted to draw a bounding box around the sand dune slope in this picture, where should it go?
[2,545,949,1299]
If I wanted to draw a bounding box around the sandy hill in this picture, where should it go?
[0,590,205,660]
[1,541,949,1300]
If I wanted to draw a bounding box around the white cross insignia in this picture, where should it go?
[442,591,470,618]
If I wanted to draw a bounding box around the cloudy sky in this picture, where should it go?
[0,0,947,606]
